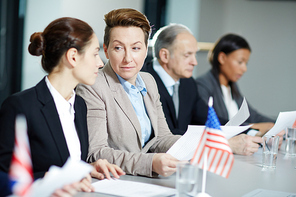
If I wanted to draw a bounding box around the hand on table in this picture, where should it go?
[90,159,125,180]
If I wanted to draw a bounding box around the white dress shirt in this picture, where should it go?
[221,84,258,136]
[45,77,81,161]
[221,84,239,120]
[153,58,180,96]
[116,73,152,147]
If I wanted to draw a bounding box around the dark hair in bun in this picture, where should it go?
[28,17,94,73]
[28,32,44,56]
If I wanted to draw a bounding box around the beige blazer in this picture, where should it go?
[76,61,180,177]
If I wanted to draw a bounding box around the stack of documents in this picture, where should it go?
[92,179,176,197]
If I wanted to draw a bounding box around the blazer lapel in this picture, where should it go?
[148,64,178,127]
[36,78,70,164]
[142,89,157,151]
[102,62,142,141]
[158,82,178,127]
[74,99,88,161]
[209,71,229,119]
[178,79,186,124]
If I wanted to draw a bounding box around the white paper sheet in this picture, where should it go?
[225,97,250,126]
[222,125,252,139]
[242,189,296,197]
[92,179,176,197]
[264,111,296,136]
[30,158,93,197]
[166,125,251,160]
[166,125,204,161]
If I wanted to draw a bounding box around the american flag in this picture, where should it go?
[292,119,296,128]
[9,115,33,197]
[191,97,234,178]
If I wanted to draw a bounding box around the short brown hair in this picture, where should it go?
[103,8,151,48]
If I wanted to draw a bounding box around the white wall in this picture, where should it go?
[22,0,144,89]
[22,0,296,119]
[166,0,201,37]
[193,0,296,119]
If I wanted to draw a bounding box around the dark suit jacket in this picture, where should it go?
[142,61,208,135]
[0,77,89,179]
[0,171,11,197]
[195,70,275,125]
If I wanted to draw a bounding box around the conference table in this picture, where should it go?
[76,141,296,197]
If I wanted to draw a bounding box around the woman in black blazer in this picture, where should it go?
[196,34,284,155]
[196,34,275,134]
[0,17,124,193]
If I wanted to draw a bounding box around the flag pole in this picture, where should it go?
[201,97,212,193]
[196,142,211,197]
[196,98,213,197]
[201,150,207,193]
[194,96,234,196]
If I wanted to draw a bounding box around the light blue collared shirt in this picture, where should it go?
[153,58,179,96]
[116,73,152,147]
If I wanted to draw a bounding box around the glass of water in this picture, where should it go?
[176,162,199,197]
[262,135,279,170]
[285,127,296,157]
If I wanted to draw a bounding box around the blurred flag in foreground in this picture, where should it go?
[9,115,33,197]
[191,97,234,178]
[292,119,296,128]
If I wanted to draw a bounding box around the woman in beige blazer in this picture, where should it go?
[76,8,181,177]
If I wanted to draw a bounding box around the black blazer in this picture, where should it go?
[195,70,275,125]
[0,77,89,179]
[0,171,11,197]
[142,61,208,135]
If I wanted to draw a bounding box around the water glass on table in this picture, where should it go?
[285,127,296,157]
[176,162,199,197]
[262,135,279,170]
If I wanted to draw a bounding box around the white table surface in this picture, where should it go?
[76,141,296,197]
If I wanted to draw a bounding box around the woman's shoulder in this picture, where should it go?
[139,71,160,97]
[139,71,154,80]
[196,70,213,82]
[0,86,39,117]
[3,86,37,105]
[139,71,157,88]
[196,70,216,88]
